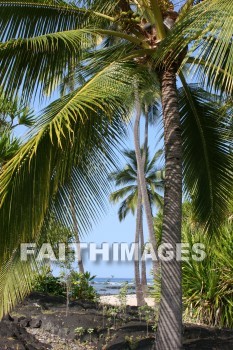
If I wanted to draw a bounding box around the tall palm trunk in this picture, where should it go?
[141,107,149,290]
[69,182,85,274]
[156,67,182,350]
[140,213,147,289]
[135,182,146,306]
[134,89,158,278]
[143,106,149,154]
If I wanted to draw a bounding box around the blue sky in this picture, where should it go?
[79,123,162,278]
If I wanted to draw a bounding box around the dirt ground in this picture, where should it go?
[0,293,232,350]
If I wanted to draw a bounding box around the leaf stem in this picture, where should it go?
[96,29,143,46]
[149,0,166,40]
[0,2,115,22]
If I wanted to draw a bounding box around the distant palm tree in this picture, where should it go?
[109,148,164,305]
[110,148,164,219]
[0,88,34,132]
[0,90,34,165]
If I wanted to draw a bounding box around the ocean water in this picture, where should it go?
[91,277,153,295]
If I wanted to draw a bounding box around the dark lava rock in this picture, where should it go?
[69,299,97,310]
[106,337,155,350]
[28,292,66,305]
[183,323,233,340]
[20,317,31,328]
[1,293,233,350]
[183,338,233,350]
[183,324,233,350]
[103,322,154,350]
[0,321,50,350]
[104,323,233,350]
[118,321,154,333]
[30,318,42,328]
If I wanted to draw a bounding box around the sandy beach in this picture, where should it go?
[100,294,155,307]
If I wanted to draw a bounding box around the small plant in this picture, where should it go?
[107,327,111,337]
[125,335,139,350]
[102,305,108,328]
[93,293,100,305]
[74,326,85,337]
[87,328,94,342]
[138,308,142,322]
[32,267,65,296]
[152,324,157,333]
[107,307,119,329]
[118,282,128,313]
[138,305,154,336]
[70,271,97,301]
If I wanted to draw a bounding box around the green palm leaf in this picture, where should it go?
[0,61,138,317]
[0,253,41,318]
[0,132,21,164]
[0,29,100,100]
[0,0,114,41]
[118,190,139,221]
[179,81,233,232]
[155,0,233,94]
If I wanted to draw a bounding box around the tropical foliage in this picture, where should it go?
[0,1,232,348]
[182,207,233,328]
[33,268,97,301]
[32,268,65,296]
[153,202,233,328]
[69,271,97,301]
[0,88,34,130]
[0,88,34,164]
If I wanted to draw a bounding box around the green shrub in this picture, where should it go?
[70,271,97,301]
[33,269,98,302]
[32,268,65,296]
[153,204,233,328]
[182,222,233,328]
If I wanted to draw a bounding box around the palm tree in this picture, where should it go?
[110,149,164,219]
[137,98,160,291]
[0,90,34,164]
[0,1,232,348]
[110,148,164,305]
[0,88,34,131]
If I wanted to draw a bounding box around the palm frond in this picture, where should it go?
[179,80,233,232]
[0,132,21,164]
[118,190,138,221]
[155,0,233,95]
[0,29,99,101]
[109,167,137,186]
[0,61,138,317]
[110,185,138,203]
[147,148,163,171]
[182,220,233,328]
[0,254,41,318]
[148,190,163,210]
[0,0,113,41]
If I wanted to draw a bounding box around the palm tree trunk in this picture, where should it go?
[135,183,146,306]
[143,105,149,155]
[134,89,158,279]
[69,182,85,274]
[140,213,148,290]
[156,67,182,350]
[141,107,149,291]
